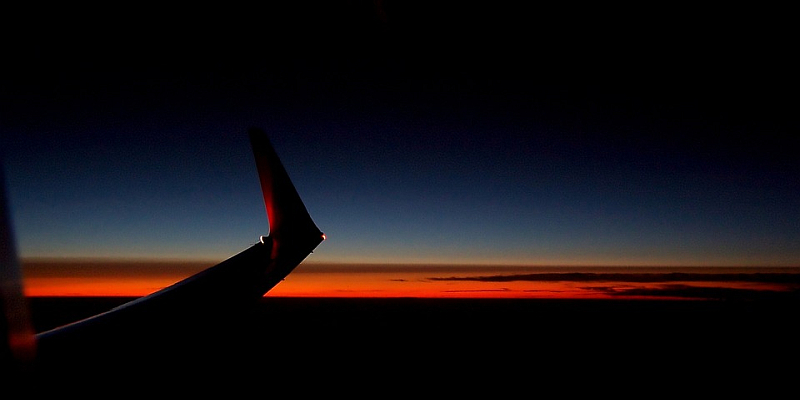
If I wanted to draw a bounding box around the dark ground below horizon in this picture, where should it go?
[19,296,800,393]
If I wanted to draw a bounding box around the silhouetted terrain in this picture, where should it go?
[24,296,798,394]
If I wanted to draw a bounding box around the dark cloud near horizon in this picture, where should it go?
[429,272,800,284]
[442,288,512,294]
[432,272,800,301]
[605,284,800,302]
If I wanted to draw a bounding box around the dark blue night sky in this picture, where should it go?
[3,3,798,267]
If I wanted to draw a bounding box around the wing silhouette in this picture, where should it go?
[29,129,324,373]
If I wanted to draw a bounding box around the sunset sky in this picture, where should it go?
[2,3,798,298]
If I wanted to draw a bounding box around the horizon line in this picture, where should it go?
[19,257,800,270]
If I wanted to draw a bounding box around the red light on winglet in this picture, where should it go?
[321,233,326,240]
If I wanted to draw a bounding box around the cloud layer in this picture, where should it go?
[429,272,800,300]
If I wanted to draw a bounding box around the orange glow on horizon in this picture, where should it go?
[21,260,618,298]
[22,259,209,297]
[20,260,800,300]
[23,276,180,297]
[265,271,599,299]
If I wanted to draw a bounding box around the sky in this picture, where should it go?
[2,3,799,297]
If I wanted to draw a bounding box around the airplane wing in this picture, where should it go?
[30,128,325,371]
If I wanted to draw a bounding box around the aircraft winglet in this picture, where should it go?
[31,129,325,372]
[249,128,324,258]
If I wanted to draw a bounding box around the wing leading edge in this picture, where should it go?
[33,129,324,367]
